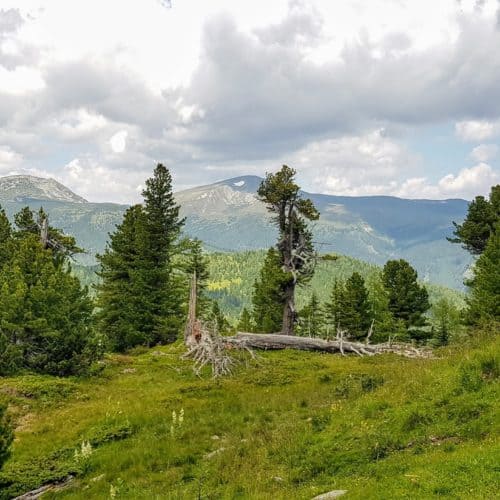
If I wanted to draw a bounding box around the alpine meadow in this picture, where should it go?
[0,2,499,499]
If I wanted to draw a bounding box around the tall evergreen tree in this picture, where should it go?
[252,247,289,333]
[297,293,323,336]
[0,206,12,268]
[96,205,148,351]
[466,226,500,323]
[449,185,499,255]
[323,279,346,337]
[367,273,396,342]
[257,166,320,334]
[382,259,430,330]
[0,234,98,375]
[342,272,372,339]
[141,164,185,343]
[179,238,210,317]
[237,308,254,332]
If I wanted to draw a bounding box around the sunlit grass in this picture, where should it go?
[0,330,498,499]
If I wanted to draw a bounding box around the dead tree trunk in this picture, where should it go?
[225,332,433,359]
[40,214,49,249]
[184,272,199,347]
[281,280,295,335]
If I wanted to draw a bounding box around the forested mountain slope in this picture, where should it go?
[0,174,471,288]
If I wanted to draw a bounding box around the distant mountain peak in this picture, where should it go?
[0,175,87,204]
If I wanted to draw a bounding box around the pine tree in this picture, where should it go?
[449,185,499,255]
[141,164,185,344]
[237,308,254,332]
[466,226,500,323]
[430,297,461,346]
[0,206,12,268]
[14,206,82,261]
[209,301,230,334]
[0,234,98,375]
[382,259,430,330]
[179,238,210,317]
[252,247,289,333]
[0,402,13,470]
[342,272,372,339]
[367,273,395,342]
[257,166,320,334]
[96,205,148,351]
[297,293,323,336]
[323,279,346,337]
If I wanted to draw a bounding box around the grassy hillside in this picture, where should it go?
[0,330,498,498]
[206,250,466,321]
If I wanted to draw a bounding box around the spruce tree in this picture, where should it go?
[237,308,254,332]
[323,279,346,337]
[449,185,499,255]
[0,234,98,375]
[180,238,210,317]
[342,272,372,339]
[252,247,289,333]
[382,259,430,330]
[209,301,230,334]
[141,164,185,344]
[297,293,323,336]
[367,273,395,342]
[467,226,500,323]
[0,206,12,268]
[96,205,148,351]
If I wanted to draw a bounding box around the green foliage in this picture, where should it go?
[257,165,320,334]
[14,206,83,261]
[297,293,323,336]
[0,403,13,471]
[0,210,100,376]
[140,163,185,344]
[237,308,254,332]
[97,165,187,350]
[449,185,499,255]
[208,301,230,334]
[342,272,372,339]
[466,226,500,324]
[251,247,288,333]
[382,259,430,333]
[0,334,497,498]
[96,205,149,351]
[430,298,462,346]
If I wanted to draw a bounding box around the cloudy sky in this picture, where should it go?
[0,0,499,203]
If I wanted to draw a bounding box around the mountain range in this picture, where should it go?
[0,174,471,289]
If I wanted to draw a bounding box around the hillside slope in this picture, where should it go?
[206,250,466,321]
[0,174,471,287]
[0,333,498,498]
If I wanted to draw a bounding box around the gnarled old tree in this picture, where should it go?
[257,165,319,335]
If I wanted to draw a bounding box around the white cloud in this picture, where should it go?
[0,145,23,174]
[109,130,128,154]
[455,120,500,142]
[396,163,499,199]
[61,157,145,203]
[288,129,418,196]
[470,144,499,162]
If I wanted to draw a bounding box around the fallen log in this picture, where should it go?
[225,333,432,359]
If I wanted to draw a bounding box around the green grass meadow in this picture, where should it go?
[0,327,498,499]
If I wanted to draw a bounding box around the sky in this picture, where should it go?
[0,0,499,203]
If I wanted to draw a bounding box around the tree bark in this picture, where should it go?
[281,281,296,335]
[225,332,433,359]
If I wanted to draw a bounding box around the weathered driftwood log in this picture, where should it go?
[225,333,432,359]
